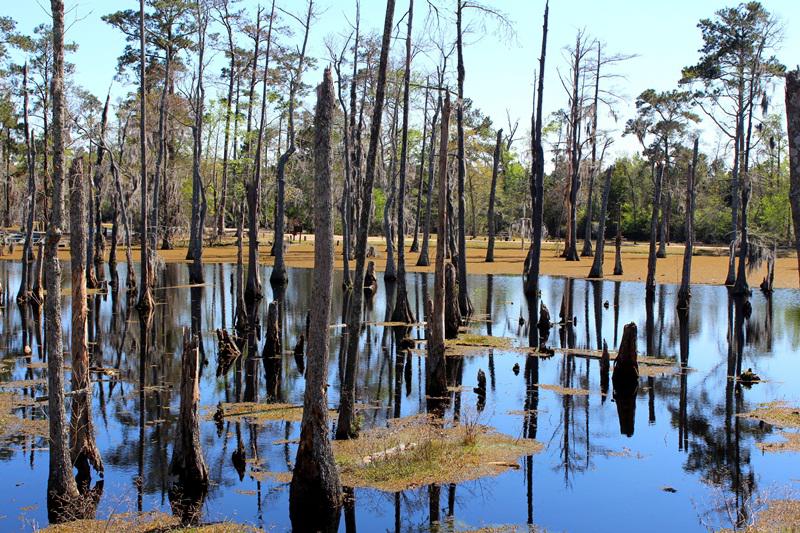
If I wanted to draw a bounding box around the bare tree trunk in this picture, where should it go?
[47,1,80,517]
[336,0,395,440]
[613,206,623,275]
[216,5,237,239]
[383,89,400,282]
[417,91,439,267]
[677,139,698,309]
[410,83,428,253]
[69,153,103,483]
[485,128,502,262]
[646,164,663,296]
[91,93,111,286]
[787,70,800,287]
[290,67,342,532]
[428,92,451,402]
[189,5,209,284]
[392,0,415,324]
[32,240,44,305]
[235,208,247,332]
[524,2,549,312]
[588,167,612,278]
[271,1,313,288]
[137,0,154,313]
[455,1,473,317]
[169,329,209,524]
[18,63,35,304]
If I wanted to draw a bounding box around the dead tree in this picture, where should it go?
[69,154,103,484]
[90,92,110,287]
[391,0,415,324]
[677,138,699,309]
[613,206,623,275]
[581,41,602,258]
[524,2,549,299]
[290,68,343,531]
[427,90,451,404]
[271,0,313,288]
[760,245,775,294]
[410,82,429,253]
[786,69,800,287]
[169,329,209,524]
[46,0,80,518]
[336,0,395,440]
[417,89,440,267]
[587,167,612,278]
[485,128,502,262]
[18,63,35,304]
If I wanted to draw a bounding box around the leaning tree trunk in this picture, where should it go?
[455,1,473,317]
[428,92,451,403]
[645,164,663,296]
[613,206,623,275]
[677,139,698,309]
[588,167,612,278]
[169,329,209,524]
[336,0,395,440]
[391,0,415,324]
[786,70,800,288]
[69,152,103,484]
[47,0,80,518]
[290,67,343,532]
[417,92,440,267]
[485,128,502,262]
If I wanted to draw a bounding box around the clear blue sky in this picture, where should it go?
[6,0,800,159]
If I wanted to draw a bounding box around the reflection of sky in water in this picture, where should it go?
[1,262,800,532]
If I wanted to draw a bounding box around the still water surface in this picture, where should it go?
[1,262,799,532]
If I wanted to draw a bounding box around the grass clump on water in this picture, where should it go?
[333,415,542,492]
[40,511,264,532]
[0,392,47,440]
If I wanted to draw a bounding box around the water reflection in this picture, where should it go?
[0,263,798,531]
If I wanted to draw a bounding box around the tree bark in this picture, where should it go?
[169,329,209,525]
[69,154,103,483]
[47,1,80,517]
[18,63,35,304]
[646,164,663,296]
[786,70,800,287]
[588,167,612,278]
[137,0,154,313]
[336,0,395,440]
[677,139,698,309]
[391,0,415,324]
[290,67,342,532]
[485,128,502,262]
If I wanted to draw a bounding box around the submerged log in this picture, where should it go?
[444,262,461,339]
[612,322,639,393]
[215,328,241,378]
[169,328,209,525]
[363,260,378,297]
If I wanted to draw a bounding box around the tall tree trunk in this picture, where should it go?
[646,164,663,296]
[417,91,440,267]
[216,9,237,239]
[581,42,601,258]
[563,36,582,262]
[725,88,745,286]
[524,1,549,314]
[189,6,208,284]
[18,63,35,304]
[410,83,428,253]
[787,69,800,287]
[677,139,698,309]
[588,167,612,278]
[69,153,103,483]
[47,0,80,518]
[92,92,111,285]
[455,1,473,316]
[290,67,342,532]
[137,0,154,312]
[485,128,502,262]
[336,0,395,440]
[244,5,269,302]
[391,0,415,324]
[383,92,399,282]
[271,0,313,288]
[154,46,171,262]
[427,91,451,405]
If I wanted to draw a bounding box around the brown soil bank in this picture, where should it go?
[3,235,797,289]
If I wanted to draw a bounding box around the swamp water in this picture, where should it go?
[1,262,799,532]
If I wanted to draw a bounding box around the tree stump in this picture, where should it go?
[262,301,282,401]
[215,328,241,378]
[612,322,639,392]
[363,260,378,296]
[537,302,551,344]
[169,328,209,524]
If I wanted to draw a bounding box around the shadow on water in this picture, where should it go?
[0,263,798,531]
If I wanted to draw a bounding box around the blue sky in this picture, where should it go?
[5,0,800,159]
